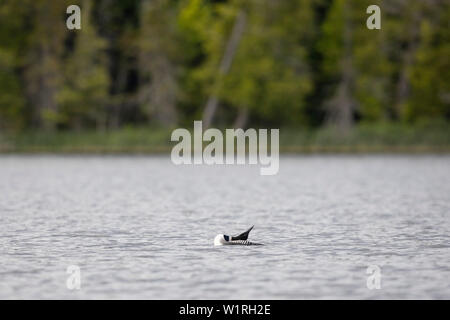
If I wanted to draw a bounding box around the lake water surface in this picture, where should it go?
[0,155,449,299]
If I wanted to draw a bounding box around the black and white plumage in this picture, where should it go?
[214,226,263,246]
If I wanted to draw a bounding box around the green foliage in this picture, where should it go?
[57,1,109,129]
[0,0,29,130]
[352,1,391,121]
[0,0,448,135]
[0,49,25,130]
[406,4,450,121]
[204,0,315,125]
[318,0,346,78]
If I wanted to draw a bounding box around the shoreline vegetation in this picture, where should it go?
[1,122,449,154]
[2,2,449,150]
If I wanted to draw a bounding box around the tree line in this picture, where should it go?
[0,0,448,132]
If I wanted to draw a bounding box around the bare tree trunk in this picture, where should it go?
[394,10,421,118]
[325,3,355,131]
[202,10,247,128]
[148,56,178,126]
[139,0,178,127]
[24,2,64,130]
[326,78,354,130]
[233,108,249,129]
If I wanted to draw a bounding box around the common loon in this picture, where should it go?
[214,225,263,246]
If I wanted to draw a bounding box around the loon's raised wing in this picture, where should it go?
[231,225,254,241]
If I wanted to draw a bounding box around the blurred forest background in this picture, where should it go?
[0,0,449,152]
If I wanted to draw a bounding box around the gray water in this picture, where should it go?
[0,155,449,299]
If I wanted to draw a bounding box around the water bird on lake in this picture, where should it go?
[214,225,263,246]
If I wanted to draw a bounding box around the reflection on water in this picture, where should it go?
[0,155,449,299]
